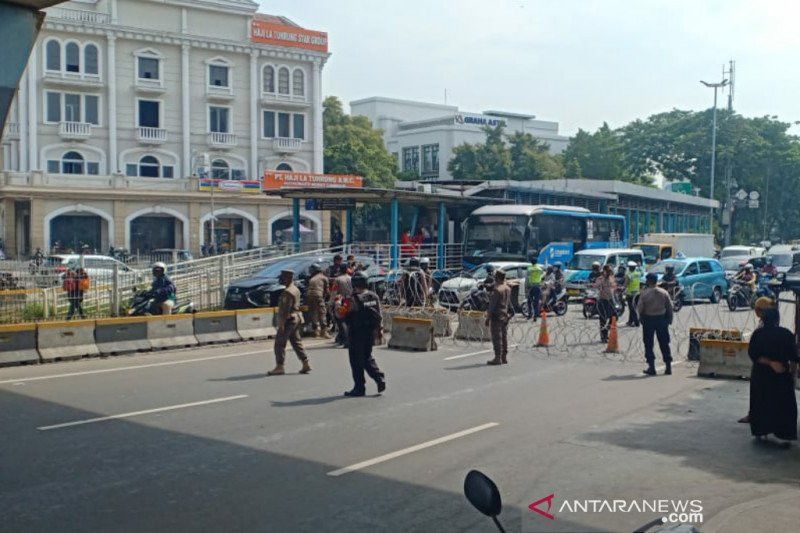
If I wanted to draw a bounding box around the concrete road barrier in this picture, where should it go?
[697,339,751,379]
[428,308,453,337]
[388,316,437,351]
[454,311,492,342]
[95,317,150,355]
[236,308,277,340]
[193,310,241,344]
[37,319,99,361]
[147,314,197,349]
[0,323,40,365]
[688,327,742,361]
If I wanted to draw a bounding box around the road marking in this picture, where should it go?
[0,341,327,385]
[444,345,518,361]
[326,422,499,476]
[37,394,248,431]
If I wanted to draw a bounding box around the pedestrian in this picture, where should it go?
[743,298,798,443]
[332,265,353,347]
[400,257,428,307]
[526,261,544,321]
[636,272,673,375]
[306,263,330,338]
[486,270,511,365]
[63,267,90,319]
[593,264,617,343]
[625,261,641,327]
[268,269,311,376]
[337,271,386,396]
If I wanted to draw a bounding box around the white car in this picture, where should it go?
[437,261,529,310]
[45,254,142,285]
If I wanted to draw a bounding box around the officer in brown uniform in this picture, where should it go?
[306,263,330,338]
[486,269,512,365]
[268,269,311,375]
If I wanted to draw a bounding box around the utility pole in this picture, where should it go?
[700,75,729,239]
[722,60,735,246]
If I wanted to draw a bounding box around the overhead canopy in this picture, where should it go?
[264,186,510,207]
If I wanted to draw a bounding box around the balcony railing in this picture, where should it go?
[58,121,92,140]
[49,8,111,25]
[136,126,167,144]
[206,84,234,100]
[208,131,237,148]
[273,138,302,154]
[3,122,20,140]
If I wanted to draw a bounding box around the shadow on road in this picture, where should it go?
[443,363,491,371]
[271,395,348,406]
[208,373,268,382]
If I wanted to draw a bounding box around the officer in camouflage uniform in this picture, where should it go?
[268,269,311,376]
[486,270,512,365]
[306,263,330,338]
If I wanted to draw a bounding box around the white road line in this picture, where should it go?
[444,345,518,361]
[37,394,248,431]
[326,422,499,476]
[0,341,327,385]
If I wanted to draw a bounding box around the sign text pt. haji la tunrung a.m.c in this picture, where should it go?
[250,19,328,53]
[262,171,364,190]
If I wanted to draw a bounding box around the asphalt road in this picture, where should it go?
[1,301,798,532]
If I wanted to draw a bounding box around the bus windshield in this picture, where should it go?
[637,244,660,264]
[464,214,528,259]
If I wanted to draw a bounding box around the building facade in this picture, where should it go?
[0,0,329,257]
[350,96,569,181]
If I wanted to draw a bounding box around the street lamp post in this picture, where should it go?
[700,78,728,233]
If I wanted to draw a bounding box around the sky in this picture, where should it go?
[258,0,800,136]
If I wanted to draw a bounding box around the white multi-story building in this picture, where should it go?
[0,0,329,257]
[350,96,569,181]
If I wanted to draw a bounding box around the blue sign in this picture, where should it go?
[454,114,506,127]
[537,242,574,265]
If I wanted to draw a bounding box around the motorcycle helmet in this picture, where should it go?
[309,263,322,275]
[745,263,753,271]
[352,271,368,288]
[553,262,562,269]
[152,261,167,275]
[408,257,420,268]
[627,261,638,268]
[591,261,601,269]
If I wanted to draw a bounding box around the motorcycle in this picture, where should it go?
[127,289,195,316]
[659,281,684,312]
[459,282,491,312]
[522,282,568,318]
[581,287,624,319]
[726,280,755,311]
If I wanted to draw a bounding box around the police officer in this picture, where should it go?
[637,272,673,375]
[338,271,386,396]
[306,263,330,338]
[332,265,353,347]
[486,269,512,365]
[401,257,428,307]
[268,269,311,376]
[624,261,642,327]
[526,261,544,320]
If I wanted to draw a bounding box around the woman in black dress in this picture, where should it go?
[746,298,799,443]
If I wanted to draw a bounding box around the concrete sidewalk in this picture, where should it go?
[703,489,800,532]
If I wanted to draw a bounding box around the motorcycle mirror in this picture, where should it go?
[464,470,504,531]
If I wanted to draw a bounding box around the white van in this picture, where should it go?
[564,248,645,296]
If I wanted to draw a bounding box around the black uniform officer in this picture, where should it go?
[339,271,386,397]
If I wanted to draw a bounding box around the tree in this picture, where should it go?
[562,123,642,182]
[323,96,396,188]
[448,125,562,181]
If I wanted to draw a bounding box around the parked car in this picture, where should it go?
[437,261,529,311]
[719,245,766,259]
[223,254,386,310]
[40,254,140,286]
[565,248,645,297]
[645,257,729,304]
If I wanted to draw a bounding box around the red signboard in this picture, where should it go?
[251,20,329,53]
[263,171,363,190]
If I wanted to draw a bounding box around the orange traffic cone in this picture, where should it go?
[604,315,619,353]
[536,309,550,347]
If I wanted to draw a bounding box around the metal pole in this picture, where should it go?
[345,208,353,245]
[437,201,446,270]
[292,198,300,250]
[390,198,399,270]
[210,180,216,249]
[710,86,718,229]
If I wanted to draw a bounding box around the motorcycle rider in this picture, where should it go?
[659,264,679,295]
[625,261,642,327]
[587,261,602,285]
[733,263,758,302]
[544,262,565,310]
[526,261,544,321]
[419,257,434,305]
[761,257,778,277]
[149,262,176,315]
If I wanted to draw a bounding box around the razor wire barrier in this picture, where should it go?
[383,281,796,364]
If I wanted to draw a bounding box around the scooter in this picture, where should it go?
[459,282,491,312]
[524,282,568,318]
[659,281,684,312]
[726,281,754,312]
[127,289,194,316]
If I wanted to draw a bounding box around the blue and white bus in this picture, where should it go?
[462,205,627,268]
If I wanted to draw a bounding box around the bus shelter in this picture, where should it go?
[263,178,502,269]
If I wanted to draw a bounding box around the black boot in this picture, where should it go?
[664,362,672,375]
[376,379,386,393]
[643,364,656,376]
[344,388,365,397]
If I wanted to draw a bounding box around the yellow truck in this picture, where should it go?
[633,233,715,266]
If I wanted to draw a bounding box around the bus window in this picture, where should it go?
[534,214,585,249]
[464,214,528,259]
[588,217,624,245]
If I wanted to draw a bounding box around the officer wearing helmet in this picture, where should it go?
[400,257,428,307]
[544,262,565,310]
[336,271,386,396]
[625,261,642,327]
[588,261,602,285]
[419,257,434,305]
[149,262,176,315]
[306,263,330,338]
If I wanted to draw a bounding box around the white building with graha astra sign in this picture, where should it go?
[350,96,569,181]
[0,0,331,257]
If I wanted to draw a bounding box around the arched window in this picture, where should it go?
[292,69,304,96]
[139,155,160,178]
[62,151,84,174]
[211,159,230,179]
[45,40,60,71]
[277,67,290,94]
[263,65,275,92]
[65,42,80,73]
[84,44,99,75]
[276,163,292,171]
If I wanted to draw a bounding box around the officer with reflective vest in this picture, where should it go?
[336,271,386,396]
[625,261,642,327]
[526,262,544,321]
